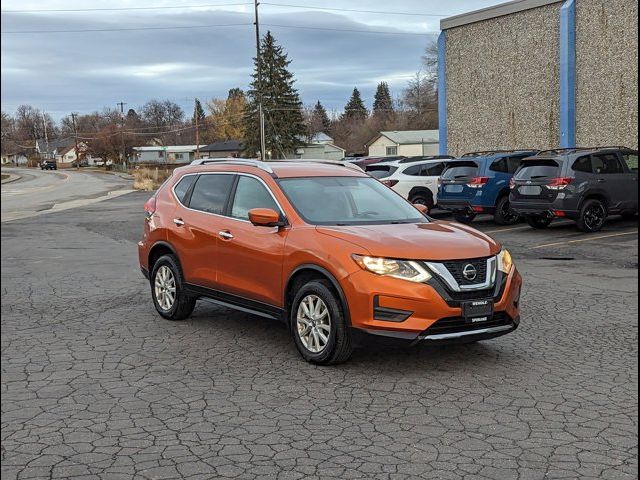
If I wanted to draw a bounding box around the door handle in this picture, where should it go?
[218,230,234,240]
[597,179,606,183]
[173,218,185,226]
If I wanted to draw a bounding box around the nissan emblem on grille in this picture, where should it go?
[463,264,478,281]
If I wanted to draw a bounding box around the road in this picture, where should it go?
[1,168,133,223]
[1,192,638,480]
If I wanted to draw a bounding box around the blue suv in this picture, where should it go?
[437,150,539,225]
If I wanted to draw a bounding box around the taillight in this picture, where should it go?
[547,177,573,190]
[382,179,399,187]
[144,197,157,218]
[467,176,489,188]
[509,178,516,189]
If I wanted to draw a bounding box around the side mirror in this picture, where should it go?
[413,203,429,215]
[248,208,285,227]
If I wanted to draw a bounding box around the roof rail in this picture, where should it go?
[399,155,456,164]
[190,158,274,174]
[536,146,629,156]
[267,159,364,172]
[461,149,539,158]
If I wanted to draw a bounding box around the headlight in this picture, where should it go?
[352,255,432,283]
[498,249,514,273]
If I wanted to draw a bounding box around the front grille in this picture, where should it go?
[446,289,495,301]
[423,312,511,336]
[441,257,490,286]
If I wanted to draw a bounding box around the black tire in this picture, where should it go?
[150,254,196,321]
[494,196,520,225]
[290,280,353,365]
[526,215,553,229]
[577,199,607,233]
[453,212,477,224]
[409,192,434,212]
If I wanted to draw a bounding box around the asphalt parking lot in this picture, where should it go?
[1,192,638,480]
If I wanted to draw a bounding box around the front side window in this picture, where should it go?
[189,174,235,214]
[386,146,398,156]
[173,175,197,204]
[592,154,624,174]
[278,176,426,226]
[622,153,639,172]
[231,176,281,220]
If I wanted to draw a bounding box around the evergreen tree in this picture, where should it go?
[244,31,306,159]
[343,87,368,121]
[373,82,394,118]
[193,98,206,125]
[310,100,331,135]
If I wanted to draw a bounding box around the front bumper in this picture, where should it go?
[342,265,523,344]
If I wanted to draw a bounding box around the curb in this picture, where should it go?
[1,173,22,184]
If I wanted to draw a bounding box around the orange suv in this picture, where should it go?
[139,159,522,364]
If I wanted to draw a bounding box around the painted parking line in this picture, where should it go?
[531,230,639,249]
[485,221,574,234]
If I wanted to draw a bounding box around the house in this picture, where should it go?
[35,138,88,165]
[366,130,440,157]
[1,153,28,165]
[131,145,206,164]
[293,133,346,161]
[200,140,243,158]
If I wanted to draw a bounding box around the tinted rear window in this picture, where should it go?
[366,165,397,179]
[515,160,561,180]
[189,174,235,214]
[441,162,478,180]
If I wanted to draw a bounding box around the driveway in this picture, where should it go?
[1,192,637,480]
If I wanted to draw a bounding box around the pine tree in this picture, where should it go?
[244,31,307,159]
[343,87,368,122]
[193,98,206,125]
[373,82,394,118]
[309,100,331,136]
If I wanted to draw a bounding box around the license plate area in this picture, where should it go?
[519,185,542,195]
[462,299,494,321]
[445,184,464,193]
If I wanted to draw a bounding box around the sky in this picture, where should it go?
[1,0,503,119]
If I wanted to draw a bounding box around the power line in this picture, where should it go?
[263,23,435,36]
[262,3,447,17]
[1,3,252,13]
[2,23,253,34]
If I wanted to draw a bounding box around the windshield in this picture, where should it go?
[515,160,561,180]
[278,176,427,226]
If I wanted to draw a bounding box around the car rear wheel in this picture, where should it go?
[151,254,196,320]
[409,193,434,212]
[290,280,352,365]
[494,196,520,225]
[577,199,607,233]
[453,212,477,224]
[526,215,553,229]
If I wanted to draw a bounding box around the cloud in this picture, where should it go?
[0,1,498,118]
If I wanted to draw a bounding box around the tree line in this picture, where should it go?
[1,32,438,161]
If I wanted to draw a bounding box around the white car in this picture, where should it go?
[366,156,454,211]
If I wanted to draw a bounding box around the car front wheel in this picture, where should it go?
[290,280,353,365]
[151,254,196,320]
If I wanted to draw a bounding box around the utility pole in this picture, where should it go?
[42,112,50,162]
[254,0,266,160]
[71,112,80,169]
[194,99,200,160]
[117,101,127,167]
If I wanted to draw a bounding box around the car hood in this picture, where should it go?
[316,221,501,261]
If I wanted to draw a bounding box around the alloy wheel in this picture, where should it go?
[154,265,177,311]
[584,204,605,231]
[296,295,331,354]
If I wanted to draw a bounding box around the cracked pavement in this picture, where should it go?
[1,192,638,479]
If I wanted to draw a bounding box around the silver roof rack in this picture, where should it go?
[190,158,364,175]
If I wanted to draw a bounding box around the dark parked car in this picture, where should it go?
[437,150,539,225]
[510,147,638,232]
[41,160,57,170]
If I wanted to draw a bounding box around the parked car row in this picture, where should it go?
[365,147,639,233]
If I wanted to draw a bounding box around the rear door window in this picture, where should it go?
[402,165,422,176]
[592,154,624,174]
[506,157,526,174]
[441,162,479,180]
[422,162,446,176]
[572,155,593,173]
[622,152,639,172]
[489,158,508,173]
[514,160,561,180]
[189,174,235,214]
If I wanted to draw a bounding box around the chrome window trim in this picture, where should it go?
[424,256,497,292]
[171,171,287,225]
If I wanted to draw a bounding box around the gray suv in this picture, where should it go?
[510,147,638,232]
